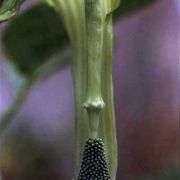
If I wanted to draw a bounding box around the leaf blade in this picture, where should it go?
[2,3,69,76]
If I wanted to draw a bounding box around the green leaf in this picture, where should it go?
[2,3,69,76]
[0,0,24,22]
[115,0,158,18]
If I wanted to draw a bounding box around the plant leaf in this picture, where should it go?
[0,0,24,22]
[2,3,69,76]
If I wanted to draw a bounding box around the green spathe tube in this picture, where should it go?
[43,0,120,179]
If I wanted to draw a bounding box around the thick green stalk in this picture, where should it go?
[43,1,88,177]
[100,14,117,180]
[44,0,120,179]
[83,0,104,139]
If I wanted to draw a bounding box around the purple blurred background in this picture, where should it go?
[0,0,179,179]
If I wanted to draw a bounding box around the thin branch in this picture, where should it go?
[0,78,34,134]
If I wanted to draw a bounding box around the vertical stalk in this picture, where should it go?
[83,0,104,139]
[99,14,118,180]
[43,1,88,175]
[43,0,120,179]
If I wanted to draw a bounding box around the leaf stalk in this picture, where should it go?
[83,0,104,139]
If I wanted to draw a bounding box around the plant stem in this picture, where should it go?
[43,1,120,179]
[100,13,118,180]
[83,0,104,139]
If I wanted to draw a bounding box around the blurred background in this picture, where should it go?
[0,0,179,179]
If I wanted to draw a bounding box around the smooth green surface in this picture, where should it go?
[83,0,104,139]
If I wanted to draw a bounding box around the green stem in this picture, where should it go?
[99,13,118,180]
[43,1,120,179]
[83,0,104,139]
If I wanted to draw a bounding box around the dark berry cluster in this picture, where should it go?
[78,138,111,180]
